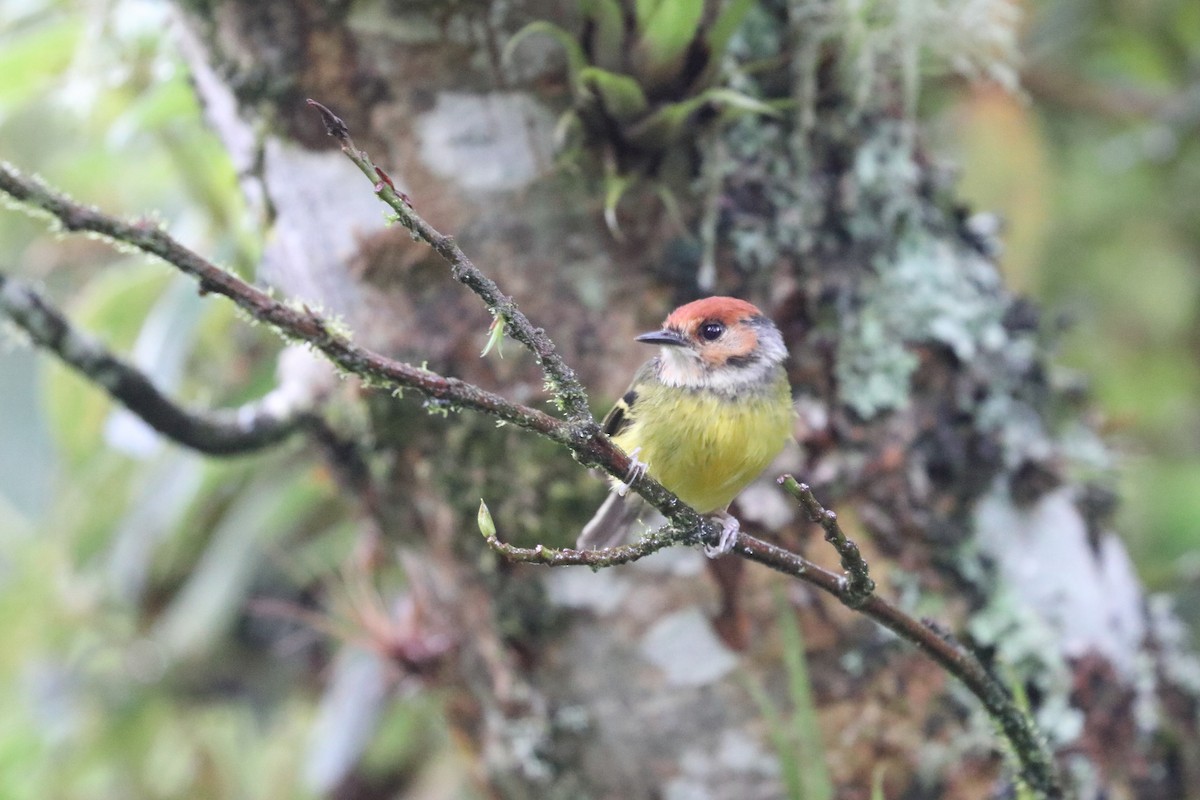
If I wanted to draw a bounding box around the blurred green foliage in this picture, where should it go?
[506,0,774,232]
[0,2,463,797]
[944,0,1200,613]
[743,590,833,800]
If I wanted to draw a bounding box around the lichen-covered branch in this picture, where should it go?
[779,475,876,607]
[0,160,710,546]
[0,158,1062,799]
[762,478,1060,800]
[484,477,1064,799]
[0,272,306,456]
[307,99,596,427]
[0,162,569,443]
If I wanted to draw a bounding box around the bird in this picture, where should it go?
[578,296,794,556]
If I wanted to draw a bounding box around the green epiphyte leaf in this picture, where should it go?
[581,0,626,72]
[633,0,705,91]
[603,172,633,239]
[553,109,583,151]
[707,0,756,57]
[578,66,649,122]
[634,0,666,29]
[504,21,587,82]
[626,86,779,147]
[690,0,757,88]
[654,184,687,235]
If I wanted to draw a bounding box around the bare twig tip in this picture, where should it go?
[306,98,350,140]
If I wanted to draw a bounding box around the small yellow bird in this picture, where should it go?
[578,296,794,556]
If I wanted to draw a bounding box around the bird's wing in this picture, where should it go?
[601,359,657,438]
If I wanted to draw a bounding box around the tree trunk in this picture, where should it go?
[171,2,1200,798]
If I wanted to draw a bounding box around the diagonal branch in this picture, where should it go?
[0,273,307,456]
[0,160,713,549]
[0,163,566,441]
[779,476,875,606]
[306,99,596,427]
[482,480,1063,799]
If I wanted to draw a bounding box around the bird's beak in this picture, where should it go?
[635,329,688,347]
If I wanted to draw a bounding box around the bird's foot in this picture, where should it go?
[616,447,647,497]
[704,512,740,558]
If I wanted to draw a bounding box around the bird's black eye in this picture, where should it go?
[699,321,725,341]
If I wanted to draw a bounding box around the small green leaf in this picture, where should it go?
[553,109,583,151]
[742,674,805,800]
[706,87,784,117]
[603,172,633,239]
[578,67,649,122]
[690,0,758,89]
[477,500,497,539]
[504,21,586,82]
[626,86,779,147]
[480,316,505,359]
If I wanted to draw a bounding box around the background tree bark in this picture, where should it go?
[159,1,1200,798]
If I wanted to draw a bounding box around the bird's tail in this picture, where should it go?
[577,490,645,550]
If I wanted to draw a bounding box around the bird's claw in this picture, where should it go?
[616,447,647,497]
[704,513,740,558]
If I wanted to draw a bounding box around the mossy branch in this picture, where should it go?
[0,272,308,455]
[0,159,712,548]
[306,99,595,427]
[0,162,572,446]
[0,123,1064,800]
[779,476,876,607]
[481,474,1062,798]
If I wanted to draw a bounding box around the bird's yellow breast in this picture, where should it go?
[613,376,793,514]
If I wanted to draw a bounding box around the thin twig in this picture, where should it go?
[482,529,678,568]
[0,272,307,456]
[478,500,680,567]
[306,99,596,428]
[778,475,875,607]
